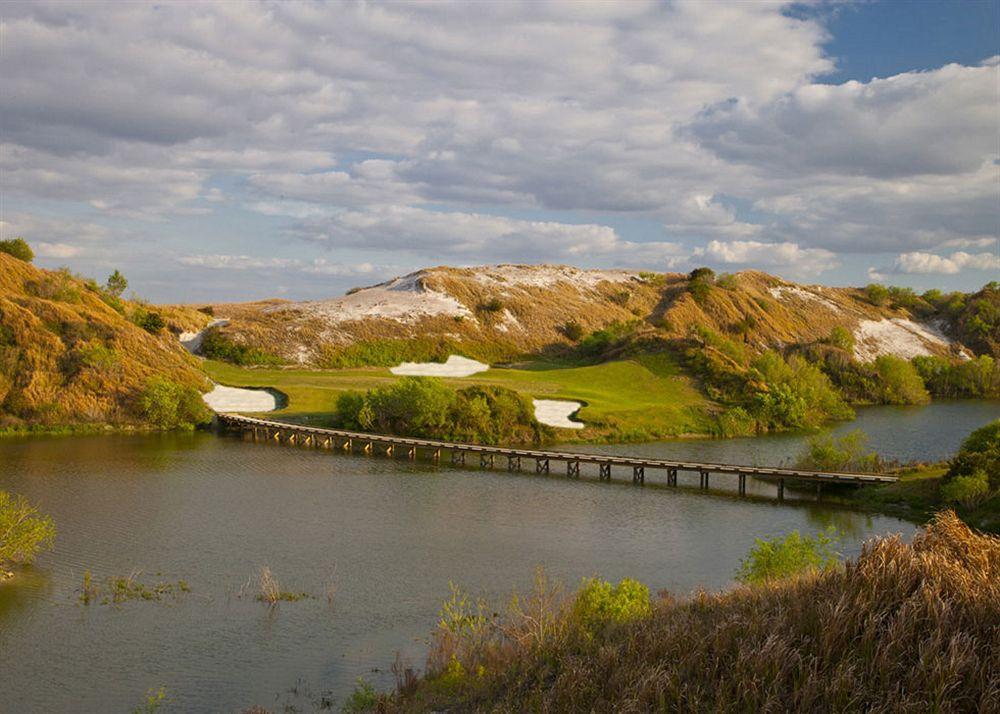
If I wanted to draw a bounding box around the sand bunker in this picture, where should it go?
[390,355,490,377]
[202,384,277,412]
[533,399,584,429]
[853,318,952,362]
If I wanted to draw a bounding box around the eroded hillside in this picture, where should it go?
[0,254,211,431]
[197,264,973,367]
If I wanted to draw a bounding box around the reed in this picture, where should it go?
[387,512,1000,712]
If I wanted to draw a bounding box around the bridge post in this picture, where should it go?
[408,447,416,460]
[536,458,549,474]
[599,463,611,481]
[364,441,372,455]
[738,472,746,496]
[815,481,822,499]
[385,444,394,457]
[507,455,520,472]
[633,466,644,485]
[480,453,494,468]
[567,460,579,478]
[433,449,441,463]
[344,438,352,452]
[667,468,677,486]
[777,478,785,501]
[451,450,465,465]
[700,470,709,489]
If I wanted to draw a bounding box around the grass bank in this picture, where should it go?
[375,512,998,712]
[204,353,713,442]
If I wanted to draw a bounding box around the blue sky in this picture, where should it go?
[1,0,997,302]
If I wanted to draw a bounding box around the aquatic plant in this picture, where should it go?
[0,490,55,573]
[131,687,167,714]
[77,570,190,605]
[249,566,311,607]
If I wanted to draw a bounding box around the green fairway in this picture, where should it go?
[204,352,714,441]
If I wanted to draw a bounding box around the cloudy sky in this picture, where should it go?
[1,0,997,301]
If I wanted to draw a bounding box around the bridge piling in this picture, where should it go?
[599,463,611,481]
[536,458,549,474]
[633,466,645,485]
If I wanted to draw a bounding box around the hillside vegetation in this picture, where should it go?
[380,512,999,713]
[0,253,211,432]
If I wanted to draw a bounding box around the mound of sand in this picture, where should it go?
[390,355,490,377]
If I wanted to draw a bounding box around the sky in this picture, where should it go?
[1,0,998,302]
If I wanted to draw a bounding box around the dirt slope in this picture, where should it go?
[0,254,210,430]
[200,265,971,366]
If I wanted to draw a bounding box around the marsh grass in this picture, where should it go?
[387,512,1000,712]
[242,566,312,607]
[78,570,190,606]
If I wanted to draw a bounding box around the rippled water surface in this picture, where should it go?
[0,400,994,713]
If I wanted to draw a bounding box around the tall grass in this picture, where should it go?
[387,512,1000,712]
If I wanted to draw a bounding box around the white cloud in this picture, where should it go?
[693,239,837,276]
[33,242,83,258]
[874,250,1000,276]
[178,254,381,277]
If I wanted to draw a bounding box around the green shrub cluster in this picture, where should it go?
[0,238,34,262]
[736,527,841,584]
[0,490,56,569]
[796,430,882,473]
[200,330,284,366]
[687,267,715,305]
[747,351,853,430]
[137,377,212,429]
[129,306,166,334]
[336,377,550,446]
[577,320,640,358]
[912,355,999,398]
[571,577,651,637]
[945,419,999,492]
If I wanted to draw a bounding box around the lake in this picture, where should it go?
[0,400,995,713]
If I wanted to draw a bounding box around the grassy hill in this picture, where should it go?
[0,253,211,432]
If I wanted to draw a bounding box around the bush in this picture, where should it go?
[0,237,33,262]
[748,352,853,430]
[578,320,639,358]
[105,270,128,298]
[797,430,882,472]
[200,330,284,366]
[342,679,378,713]
[736,527,841,584]
[137,377,211,429]
[912,355,999,398]
[825,326,855,353]
[946,419,999,491]
[874,355,929,404]
[477,298,504,313]
[131,307,166,334]
[0,491,56,569]
[571,577,651,637]
[561,320,585,341]
[940,470,991,510]
[336,377,550,446]
[864,283,889,307]
[687,267,715,305]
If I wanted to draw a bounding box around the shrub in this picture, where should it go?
[874,354,929,404]
[912,355,999,398]
[0,237,33,262]
[825,326,855,353]
[477,298,504,313]
[749,352,852,430]
[940,470,991,510]
[561,320,585,341]
[571,577,651,637]
[736,527,841,584]
[336,377,549,446]
[137,377,211,429]
[715,272,738,290]
[342,679,378,713]
[864,283,889,307]
[578,320,639,358]
[200,330,284,366]
[946,419,999,491]
[0,491,56,569]
[796,430,882,472]
[687,267,715,305]
[131,307,166,334]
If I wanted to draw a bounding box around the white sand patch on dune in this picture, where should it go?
[853,318,952,362]
[473,264,636,290]
[533,399,584,429]
[202,384,277,412]
[768,286,840,312]
[390,355,489,377]
[268,273,472,325]
[179,318,228,353]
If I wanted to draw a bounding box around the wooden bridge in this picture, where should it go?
[219,414,897,500]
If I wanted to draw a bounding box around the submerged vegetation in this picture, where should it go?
[0,490,56,576]
[376,512,998,712]
[78,570,191,605]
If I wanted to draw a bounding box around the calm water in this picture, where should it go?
[0,400,994,713]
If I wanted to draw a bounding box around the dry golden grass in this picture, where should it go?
[387,512,1000,713]
[0,254,209,430]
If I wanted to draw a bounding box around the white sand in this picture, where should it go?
[768,285,840,312]
[202,384,277,412]
[533,399,584,429]
[473,264,636,290]
[390,355,490,377]
[853,318,952,362]
[268,272,472,325]
[179,318,229,353]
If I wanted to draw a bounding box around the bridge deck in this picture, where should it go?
[219,414,898,492]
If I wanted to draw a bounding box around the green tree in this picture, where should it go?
[0,238,34,262]
[874,355,929,404]
[825,326,855,353]
[940,470,990,510]
[138,377,211,429]
[864,283,889,307]
[105,269,129,298]
[946,419,1000,491]
[0,491,56,570]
